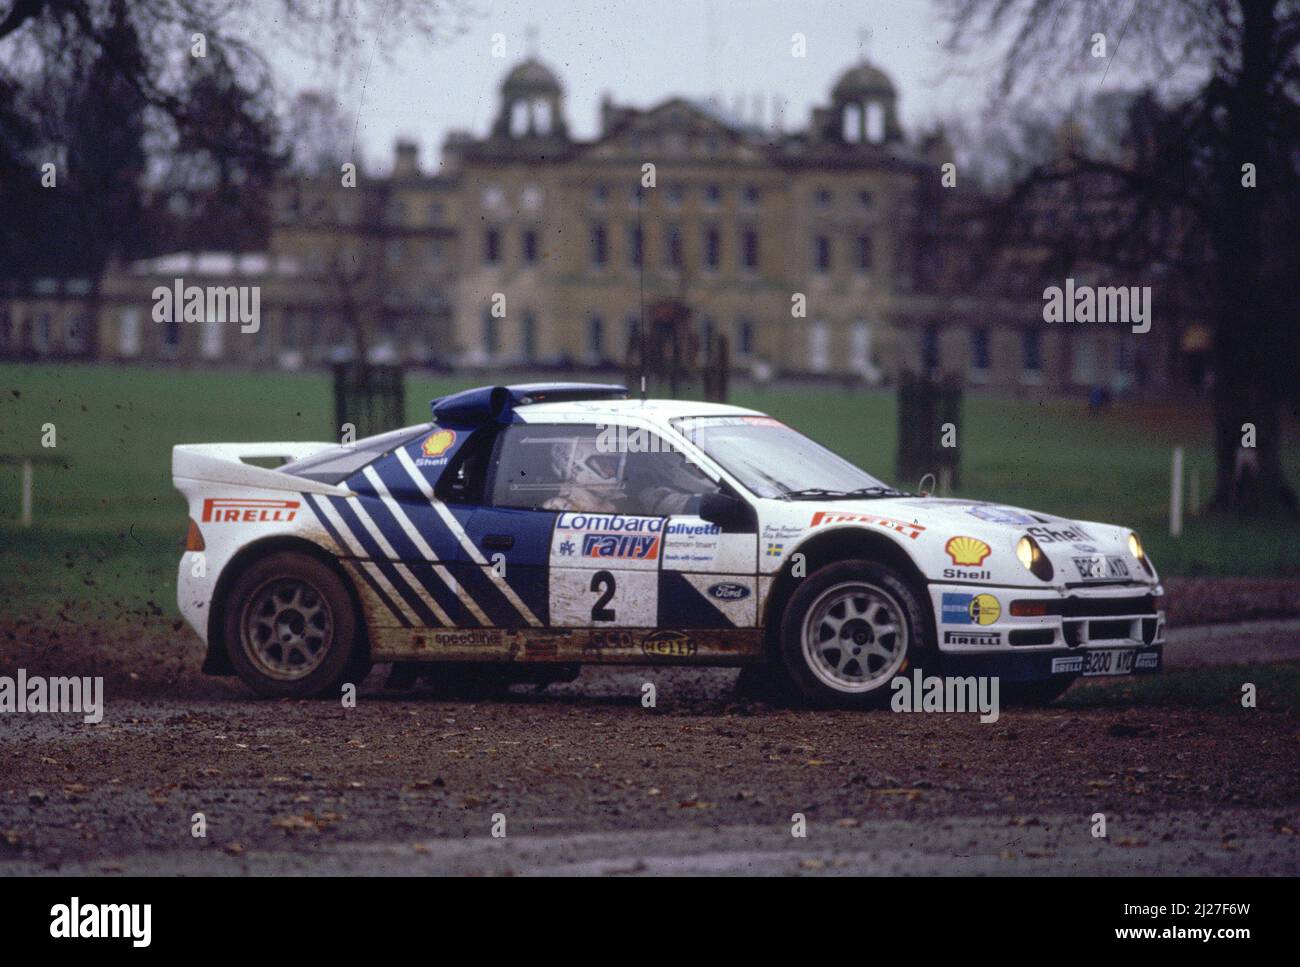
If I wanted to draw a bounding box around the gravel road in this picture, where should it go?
[1,621,1296,875]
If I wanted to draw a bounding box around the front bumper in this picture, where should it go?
[928,582,1165,682]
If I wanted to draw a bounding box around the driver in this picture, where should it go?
[542,438,625,513]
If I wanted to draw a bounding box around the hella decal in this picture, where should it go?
[641,630,697,658]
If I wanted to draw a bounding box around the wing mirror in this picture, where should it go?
[698,491,748,528]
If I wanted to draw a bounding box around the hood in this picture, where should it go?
[789,497,1153,588]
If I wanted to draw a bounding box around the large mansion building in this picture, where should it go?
[0,57,1207,394]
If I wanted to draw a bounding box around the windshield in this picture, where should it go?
[672,415,892,499]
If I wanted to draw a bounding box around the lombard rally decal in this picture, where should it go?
[967,505,1037,525]
[809,510,925,540]
[202,498,299,523]
[553,513,662,564]
[941,592,1001,626]
[417,428,456,467]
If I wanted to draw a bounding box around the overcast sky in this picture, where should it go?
[269,0,1020,174]
[265,0,1167,174]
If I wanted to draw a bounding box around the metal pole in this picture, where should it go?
[1170,446,1184,538]
[20,459,33,528]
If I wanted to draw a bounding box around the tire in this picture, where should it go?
[222,551,365,698]
[1001,677,1076,706]
[779,560,934,709]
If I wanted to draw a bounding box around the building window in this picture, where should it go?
[922,325,940,373]
[484,227,501,265]
[65,315,86,352]
[587,314,604,361]
[592,183,609,204]
[737,318,755,356]
[590,222,608,267]
[742,184,760,207]
[119,308,141,356]
[808,321,830,373]
[857,190,873,210]
[666,183,685,208]
[162,316,181,355]
[970,328,990,377]
[866,101,886,143]
[813,235,831,273]
[704,184,722,208]
[0,310,11,348]
[1021,330,1042,374]
[521,310,537,361]
[483,310,498,356]
[815,188,833,211]
[698,316,715,357]
[624,314,640,357]
[482,184,505,210]
[703,226,721,270]
[856,235,873,272]
[742,228,759,270]
[387,239,404,269]
[520,185,543,211]
[843,104,863,142]
[665,224,683,270]
[283,309,298,349]
[628,225,642,268]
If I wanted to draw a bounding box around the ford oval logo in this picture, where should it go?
[707,582,750,601]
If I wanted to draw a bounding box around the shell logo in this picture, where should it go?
[946,535,991,566]
[421,429,456,458]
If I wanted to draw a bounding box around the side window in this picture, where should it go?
[489,423,720,515]
[436,427,498,504]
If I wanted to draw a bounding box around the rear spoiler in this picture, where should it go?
[172,443,350,495]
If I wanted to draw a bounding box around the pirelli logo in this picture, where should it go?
[201,498,299,523]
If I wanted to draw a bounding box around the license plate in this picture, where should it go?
[1082,649,1136,676]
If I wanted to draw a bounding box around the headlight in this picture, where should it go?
[1128,531,1155,577]
[1016,535,1054,581]
[1016,536,1035,570]
[1128,532,1144,560]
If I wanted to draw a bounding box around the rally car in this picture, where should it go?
[172,382,1165,707]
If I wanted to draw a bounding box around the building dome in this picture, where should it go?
[832,62,896,100]
[502,58,562,96]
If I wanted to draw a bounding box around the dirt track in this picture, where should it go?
[1,623,1297,875]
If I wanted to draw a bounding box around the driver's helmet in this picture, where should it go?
[552,438,623,489]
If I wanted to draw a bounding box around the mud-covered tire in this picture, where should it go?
[779,560,935,709]
[1001,677,1076,706]
[222,551,365,699]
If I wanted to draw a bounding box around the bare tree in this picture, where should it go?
[939,0,1300,514]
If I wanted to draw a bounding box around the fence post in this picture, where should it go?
[1170,446,1184,538]
[20,459,33,527]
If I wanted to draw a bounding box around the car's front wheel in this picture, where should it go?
[223,551,367,698]
[779,560,933,708]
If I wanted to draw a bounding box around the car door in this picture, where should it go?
[481,421,660,630]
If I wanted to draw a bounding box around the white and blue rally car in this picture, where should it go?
[172,383,1165,706]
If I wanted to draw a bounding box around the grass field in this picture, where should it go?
[1,362,1298,620]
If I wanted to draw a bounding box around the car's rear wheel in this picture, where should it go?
[223,552,366,698]
[779,560,933,708]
